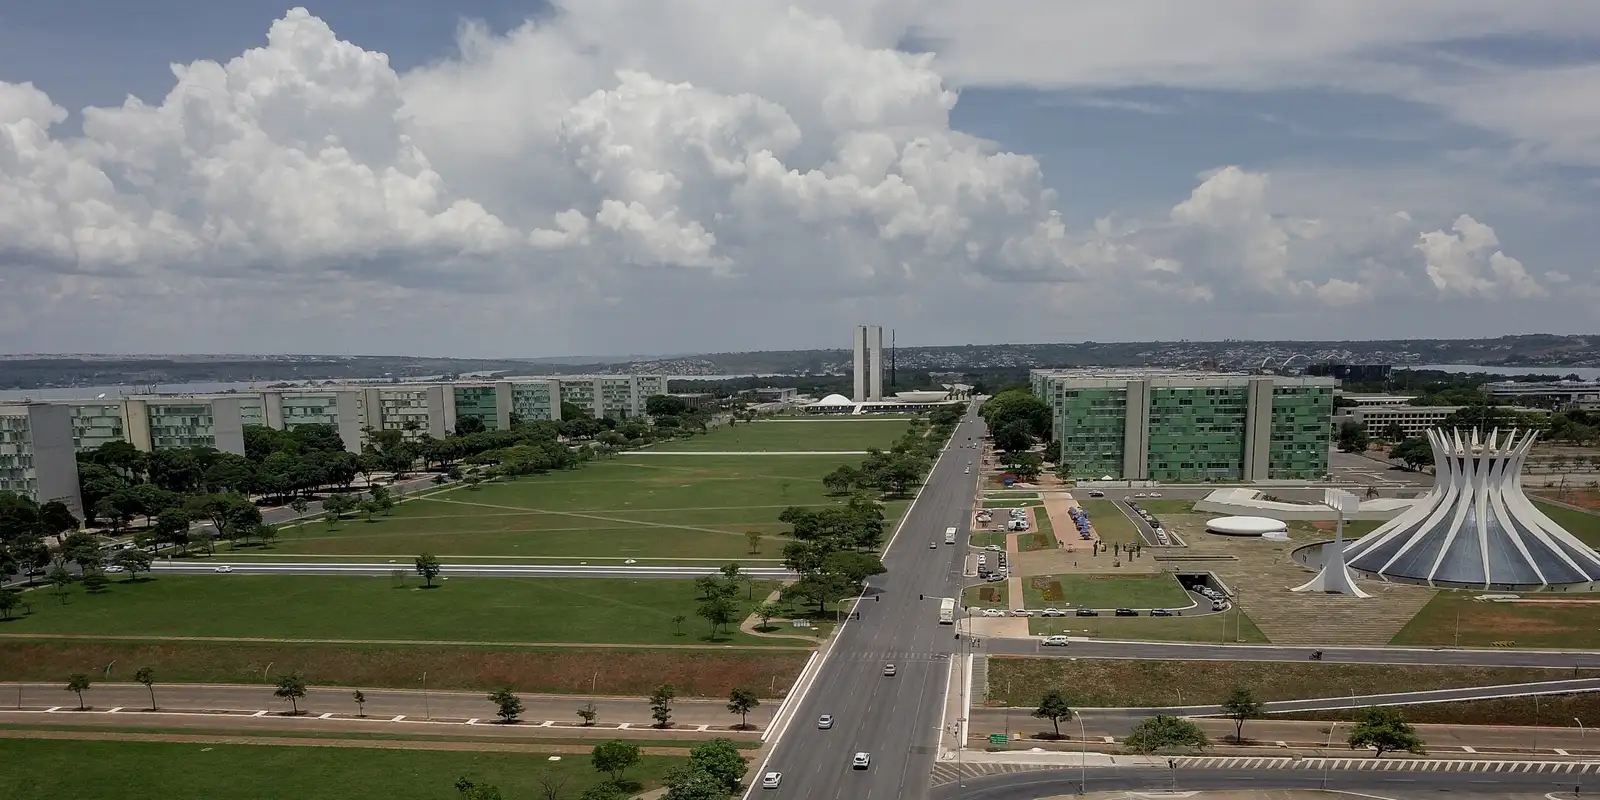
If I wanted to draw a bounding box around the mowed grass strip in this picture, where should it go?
[1024,574,1190,609]
[1273,692,1600,728]
[0,575,786,646]
[1391,591,1600,649]
[644,419,909,452]
[962,584,1008,608]
[1,739,685,800]
[1077,500,1141,545]
[1028,609,1269,644]
[0,640,806,697]
[1536,501,1600,548]
[982,658,1600,708]
[0,724,763,749]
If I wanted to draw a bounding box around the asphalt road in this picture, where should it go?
[754,409,987,800]
[938,766,1591,799]
[984,639,1600,668]
[145,561,796,579]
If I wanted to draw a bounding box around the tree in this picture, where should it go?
[454,777,504,800]
[1391,437,1435,471]
[696,595,739,638]
[488,687,524,723]
[274,672,307,714]
[670,614,687,636]
[255,523,279,547]
[661,767,727,800]
[359,498,381,522]
[537,772,569,800]
[289,498,309,516]
[415,552,443,587]
[82,573,110,594]
[1220,685,1264,743]
[39,501,79,543]
[135,667,156,710]
[753,602,782,630]
[577,701,598,726]
[1347,706,1425,758]
[992,419,1033,453]
[821,465,856,495]
[727,688,760,730]
[62,531,103,572]
[649,683,676,728]
[1336,420,1370,453]
[682,738,747,795]
[579,784,628,800]
[1032,690,1074,738]
[65,673,91,710]
[745,530,762,555]
[353,689,366,717]
[455,415,488,435]
[152,507,192,553]
[591,739,642,783]
[1382,422,1406,443]
[114,548,153,580]
[1124,715,1210,753]
[48,566,72,603]
[0,588,20,620]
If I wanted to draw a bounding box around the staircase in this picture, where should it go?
[970,655,990,704]
[1240,582,1435,646]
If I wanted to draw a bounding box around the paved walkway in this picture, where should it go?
[738,588,824,644]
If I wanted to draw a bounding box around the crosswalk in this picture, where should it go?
[931,761,1056,785]
[1173,756,1600,773]
[839,651,951,664]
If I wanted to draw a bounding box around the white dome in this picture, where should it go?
[1207,516,1289,536]
[815,394,855,406]
[894,391,948,403]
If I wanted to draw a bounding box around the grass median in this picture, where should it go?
[644,419,908,452]
[1392,591,1600,649]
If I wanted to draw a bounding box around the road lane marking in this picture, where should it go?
[252,710,267,717]
[45,707,60,713]
[391,715,405,721]
[318,712,333,719]
[107,707,122,713]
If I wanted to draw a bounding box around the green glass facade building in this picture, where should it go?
[1031,369,1333,482]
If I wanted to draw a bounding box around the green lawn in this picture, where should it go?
[646,420,909,452]
[962,583,1008,608]
[254,453,908,559]
[1391,591,1600,649]
[1029,607,1269,644]
[981,499,1042,509]
[1076,500,1142,545]
[2,739,686,800]
[1016,507,1057,552]
[969,531,1008,549]
[1536,501,1600,548]
[1019,574,1190,610]
[1,575,790,646]
[1127,499,1195,516]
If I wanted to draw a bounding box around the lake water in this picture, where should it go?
[1415,364,1600,381]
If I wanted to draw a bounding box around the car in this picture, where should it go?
[986,545,1002,551]
[761,772,782,789]
[1075,608,1099,616]
[883,664,896,677]
[977,555,986,565]
[964,468,969,474]
[1042,635,1071,646]
[1149,492,1163,498]
[1211,599,1229,611]
[105,565,125,573]
[1087,490,1106,498]
[1151,608,1176,617]
[214,565,234,573]
[1040,607,1064,617]
[818,715,834,729]
[1134,493,1148,498]
[1115,607,1138,617]
[986,574,1004,582]
[930,541,939,549]
[852,753,871,770]
[1012,608,1031,617]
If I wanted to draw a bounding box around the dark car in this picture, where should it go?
[1151,609,1176,617]
[1074,608,1099,617]
[1115,608,1139,617]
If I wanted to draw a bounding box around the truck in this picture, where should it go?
[938,597,956,624]
[944,526,957,545]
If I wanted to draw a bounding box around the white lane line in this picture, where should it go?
[107,707,123,713]
[318,712,334,719]
[45,707,61,713]
[618,723,631,729]
[252,710,268,717]
[1556,748,1570,756]
[538,720,554,727]
[1462,746,1477,753]
[696,724,710,731]
[466,718,478,725]
[391,714,405,721]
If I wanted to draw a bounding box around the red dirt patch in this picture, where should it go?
[977,587,1002,603]
[1039,582,1064,603]
[1310,521,1336,529]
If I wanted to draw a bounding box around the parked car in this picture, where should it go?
[1151,609,1176,617]
[982,608,1007,617]
[1114,607,1138,617]
[1039,608,1064,617]
[1087,490,1105,498]
[1042,635,1071,646]
[985,574,1004,583]
[1075,608,1099,617]
[1012,608,1031,617]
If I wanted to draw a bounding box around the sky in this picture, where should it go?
[2,1,1599,359]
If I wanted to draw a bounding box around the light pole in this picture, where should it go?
[1077,712,1087,794]
[1322,721,1340,788]
[1577,717,1587,795]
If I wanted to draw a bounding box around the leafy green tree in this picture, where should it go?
[415,553,443,587]
[1391,437,1435,471]
[727,688,760,730]
[359,499,381,522]
[1124,715,1210,753]
[745,530,762,555]
[1336,420,1369,453]
[1032,690,1074,738]
[82,573,110,594]
[577,701,598,726]
[135,667,156,710]
[1382,422,1406,443]
[274,672,307,714]
[61,531,103,572]
[821,465,857,495]
[48,566,72,603]
[289,498,309,516]
[0,588,20,620]
[649,683,676,728]
[1347,706,1425,758]
[578,783,628,800]
[152,507,192,553]
[114,548,153,580]
[453,777,504,800]
[65,673,91,710]
[682,738,747,794]
[696,595,738,637]
[488,687,524,723]
[591,739,642,783]
[38,501,80,544]
[1220,685,1264,743]
[753,602,783,629]
[670,614,687,636]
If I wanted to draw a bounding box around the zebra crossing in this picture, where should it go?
[840,651,951,664]
[1173,756,1600,773]
[930,761,1056,785]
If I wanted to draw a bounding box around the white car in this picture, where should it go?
[1012,608,1032,617]
[982,608,1006,617]
[105,565,125,573]
[930,541,939,549]
[762,772,782,789]
[1149,492,1163,498]
[883,664,896,677]
[964,468,970,474]
[1039,608,1064,617]
[1135,493,1148,498]
[852,752,871,770]
[818,715,834,729]
[986,545,1002,552]
[213,565,234,573]
[1042,635,1071,646]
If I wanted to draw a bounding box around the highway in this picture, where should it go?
[985,639,1600,668]
[146,561,795,579]
[937,765,1594,799]
[753,407,986,800]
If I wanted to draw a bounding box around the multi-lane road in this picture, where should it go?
[752,407,987,799]
[985,639,1600,668]
[146,561,795,579]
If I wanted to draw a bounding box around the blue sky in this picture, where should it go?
[1,2,1597,357]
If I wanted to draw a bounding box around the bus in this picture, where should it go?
[944,526,957,544]
[938,597,956,624]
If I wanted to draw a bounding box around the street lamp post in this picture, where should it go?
[1322,721,1340,788]
[1577,717,1587,795]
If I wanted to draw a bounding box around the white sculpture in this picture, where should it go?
[1294,488,1369,597]
[1343,428,1600,589]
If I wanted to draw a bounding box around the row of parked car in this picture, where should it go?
[1124,499,1170,546]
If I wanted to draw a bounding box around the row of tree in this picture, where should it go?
[455,737,748,800]
[1031,685,1424,757]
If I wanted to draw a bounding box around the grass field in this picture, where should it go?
[982,658,1599,708]
[0,724,763,749]
[251,452,908,559]
[969,532,1008,549]
[644,419,908,452]
[1391,592,1600,649]
[2,738,686,800]
[963,584,1008,608]
[981,499,1042,509]
[1016,507,1057,552]
[1019,574,1190,610]
[0,639,805,696]
[1537,501,1600,548]
[1125,499,1194,516]
[1274,692,1600,728]
[1028,609,1269,644]
[0,575,789,647]
[1076,500,1142,545]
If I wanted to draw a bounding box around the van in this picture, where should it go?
[1211,599,1229,611]
[1087,490,1105,498]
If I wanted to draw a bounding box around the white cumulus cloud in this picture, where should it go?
[1417,214,1547,299]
